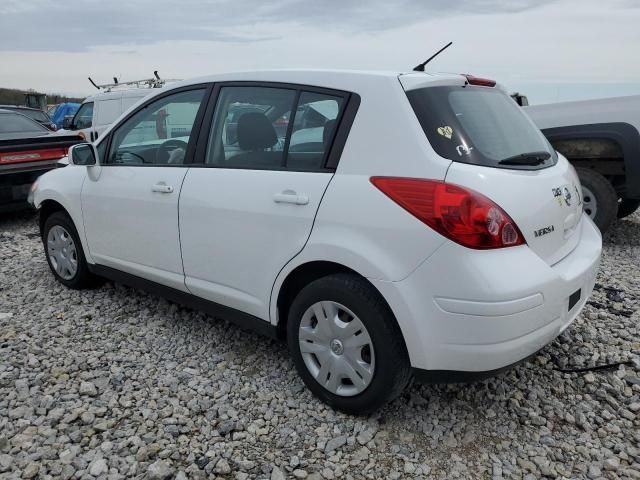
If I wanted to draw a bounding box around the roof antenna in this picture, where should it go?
[413,41,453,72]
[88,77,101,90]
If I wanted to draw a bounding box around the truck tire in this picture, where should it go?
[576,168,618,233]
[617,199,640,219]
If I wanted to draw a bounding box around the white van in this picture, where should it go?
[60,88,156,142]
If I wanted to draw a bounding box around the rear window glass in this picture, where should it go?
[0,112,46,133]
[406,86,556,169]
[21,109,49,123]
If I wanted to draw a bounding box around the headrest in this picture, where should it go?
[237,112,277,151]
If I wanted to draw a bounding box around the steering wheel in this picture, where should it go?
[156,139,188,164]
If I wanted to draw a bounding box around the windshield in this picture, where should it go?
[406,86,556,170]
[72,102,94,129]
[0,112,47,133]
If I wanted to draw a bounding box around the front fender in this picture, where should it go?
[33,165,94,264]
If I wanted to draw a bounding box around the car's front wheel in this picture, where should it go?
[43,211,95,289]
[287,273,411,415]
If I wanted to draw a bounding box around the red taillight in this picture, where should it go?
[370,177,525,249]
[463,74,496,87]
[0,147,68,165]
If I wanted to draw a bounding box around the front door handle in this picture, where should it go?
[152,183,174,194]
[273,190,309,205]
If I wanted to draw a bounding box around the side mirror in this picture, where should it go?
[70,143,97,166]
[62,116,74,129]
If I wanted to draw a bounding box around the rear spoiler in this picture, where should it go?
[0,134,84,154]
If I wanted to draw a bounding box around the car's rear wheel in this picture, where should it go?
[287,273,411,414]
[617,198,640,219]
[576,167,618,232]
[43,211,95,289]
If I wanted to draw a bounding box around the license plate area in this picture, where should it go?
[568,288,581,311]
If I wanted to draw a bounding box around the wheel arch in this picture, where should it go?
[34,186,95,265]
[542,122,640,199]
[272,260,400,341]
[38,199,68,237]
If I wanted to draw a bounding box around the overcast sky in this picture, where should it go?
[1,0,638,104]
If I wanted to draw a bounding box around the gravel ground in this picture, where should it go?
[1,211,639,480]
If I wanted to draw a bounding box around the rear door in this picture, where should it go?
[403,78,584,265]
[179,83,349,320]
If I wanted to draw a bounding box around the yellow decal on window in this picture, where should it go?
[437,126,453,139]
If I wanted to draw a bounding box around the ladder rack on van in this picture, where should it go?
[88,71,179,92]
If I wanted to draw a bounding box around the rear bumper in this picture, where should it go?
[0,161,62,208]
[412,347,542,384]
[0,173,44,209]
[371,215,602,372]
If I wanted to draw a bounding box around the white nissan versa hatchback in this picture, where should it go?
[31,70,602,413]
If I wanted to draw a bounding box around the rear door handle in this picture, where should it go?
[152,183,174,194]
[273,190,309,205]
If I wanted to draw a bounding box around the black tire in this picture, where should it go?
[42,211,96,289]
[576,167,618,233]
[287,273,411,415]
[617,198,640,219]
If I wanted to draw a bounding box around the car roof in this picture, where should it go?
[161,69,468,93]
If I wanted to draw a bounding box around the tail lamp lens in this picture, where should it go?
[370,177,525,249]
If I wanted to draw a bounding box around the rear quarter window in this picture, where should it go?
[406,85,556,170]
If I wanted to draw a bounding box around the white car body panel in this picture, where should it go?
[32,164,94,263]
[445,154,584,266]
[81,165,188,291]
[180,169,334,319]
[32,69,602,376]
[524,94,640,131]
[371,216,600,370]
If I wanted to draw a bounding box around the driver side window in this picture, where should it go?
[106,89,205,166]
[73,102,93,129]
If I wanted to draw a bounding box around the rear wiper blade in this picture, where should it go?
[498,151,551,166]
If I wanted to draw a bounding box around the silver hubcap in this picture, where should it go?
[47,225,78,280]
[582,185,598,219]
[298,301,375,397]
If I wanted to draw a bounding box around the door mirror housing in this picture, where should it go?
[62,116,74,130]
[70,143,97,166]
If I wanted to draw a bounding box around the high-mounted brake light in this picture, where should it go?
[463,74,496,87]
[370,177,525,249]
[0,147,68,165]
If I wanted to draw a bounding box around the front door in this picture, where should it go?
[81,87,207,290]
[180,85,348,319]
